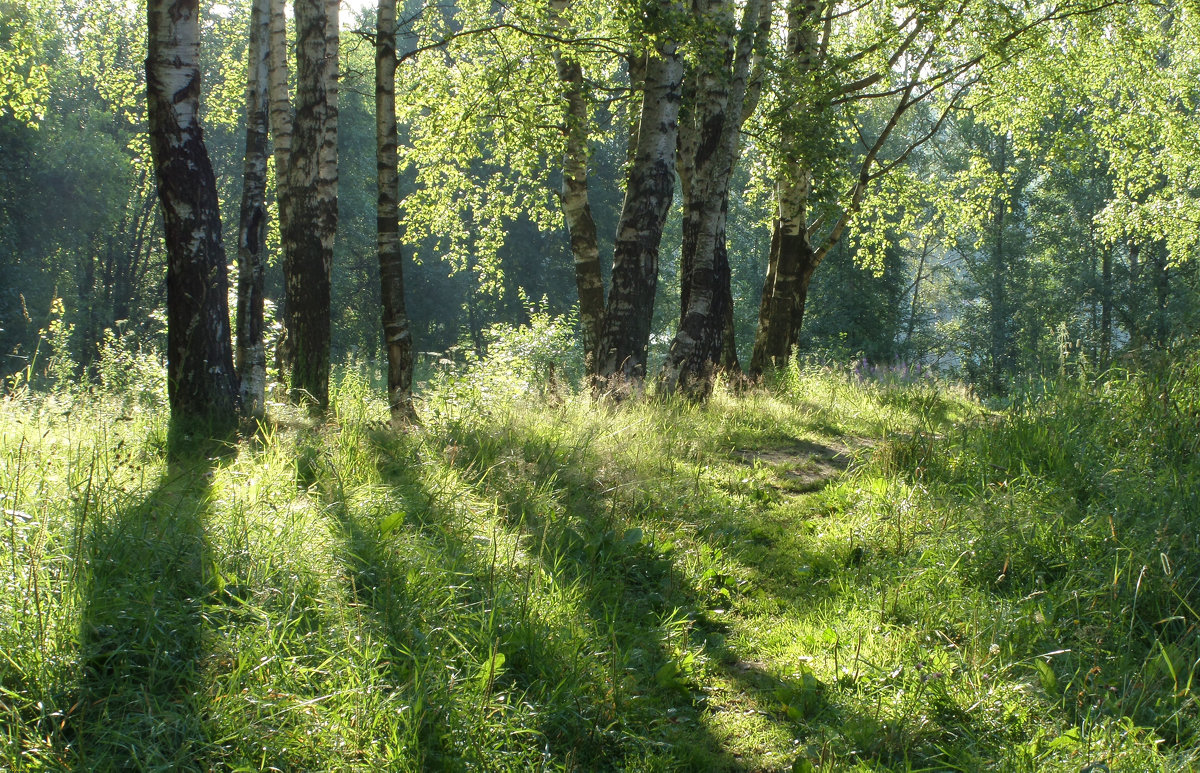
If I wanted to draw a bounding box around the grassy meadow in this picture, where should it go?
[2,344,1199,770]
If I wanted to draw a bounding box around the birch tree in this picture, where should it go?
[593,7,685,389]
[145,0,238,425]
[267,0,294,377]
[659,0,770,397]
[236,0,271,419]
[550,0,605,368]
[747,0,1118,377]
[282,0,338,407]
[376,0,416,423]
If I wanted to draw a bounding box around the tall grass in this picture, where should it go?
[1,330,1197,770]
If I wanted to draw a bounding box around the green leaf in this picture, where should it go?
[1047,727,1081,751]
[792,757,816,773]
[379,511,406,535]
[478,651,506,686]
[1034,659,1058,693]
[622,527,644,546]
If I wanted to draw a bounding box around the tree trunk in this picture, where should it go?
[376,0,415,424]
[717,201,741,373]
[791,260,817,350]
[987,135,1010,394]
[1127,239,1143,346]
[550,0,605,368]
[904,234,929,353]
[749,175,815,375]
[283,0,334,408]
[593,25,684,389]
[1152,242,1169,348]
[319,0,339,254]
[146,0,238,427]
[748,0,822,378]
[1100,244,1112,362]
[267,0,294,379]
[117,177,157,323]
[660,0,765,398]
[236,0,271,419]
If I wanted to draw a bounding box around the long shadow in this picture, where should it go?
[67,422,231,771]
[426,410,1019,769]
[344,421,750,770]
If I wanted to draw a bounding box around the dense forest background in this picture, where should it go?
[3,0,1198,401]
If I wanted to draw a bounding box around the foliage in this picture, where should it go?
[427,302,582,411]
[0,0,52,125]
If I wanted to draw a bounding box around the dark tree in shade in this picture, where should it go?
[376,0,416,423]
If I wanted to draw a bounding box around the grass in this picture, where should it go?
[1,346,1198,770]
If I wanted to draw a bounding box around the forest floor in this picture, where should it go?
[2,356,1199,771]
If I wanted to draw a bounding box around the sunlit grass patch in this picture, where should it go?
[2,348,1197,770]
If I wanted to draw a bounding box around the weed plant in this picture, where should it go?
[0,328,1196,770]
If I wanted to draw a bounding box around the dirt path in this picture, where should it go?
[732,437,870,492]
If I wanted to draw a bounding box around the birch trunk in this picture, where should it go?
[146,0,238,426]
[236,0,271,419]
[267,0,294,378]
[660,0,764,397]
[283,0,333,407]
[716,198,741,372]
[319,0,338,253]
[988,133,1010,393]
[593,27,684,389]
[749,0,823,377]
[376,0,415,424]
[550,0,605,367]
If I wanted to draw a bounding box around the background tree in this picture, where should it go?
[236,0,272,418]
[376,0,416,422]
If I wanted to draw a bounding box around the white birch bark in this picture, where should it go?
[236,0,271,419]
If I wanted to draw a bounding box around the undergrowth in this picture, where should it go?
[1,335,1197,770]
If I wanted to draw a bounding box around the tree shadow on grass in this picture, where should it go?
[345,424,756,770]
[67,424,233,771]
[416,410,1024,770]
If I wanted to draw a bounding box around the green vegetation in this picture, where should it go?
[5,0,1200,767]
[4,333,1198,770]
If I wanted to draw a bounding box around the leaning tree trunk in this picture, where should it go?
[146,0,238,427]
[267,0,295,380]
[660,0,765,398]
[376,0,415,424]
[282,0,335,408]
[550,0,605,368]
[236,0,271,419]
[593,25,684,389]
